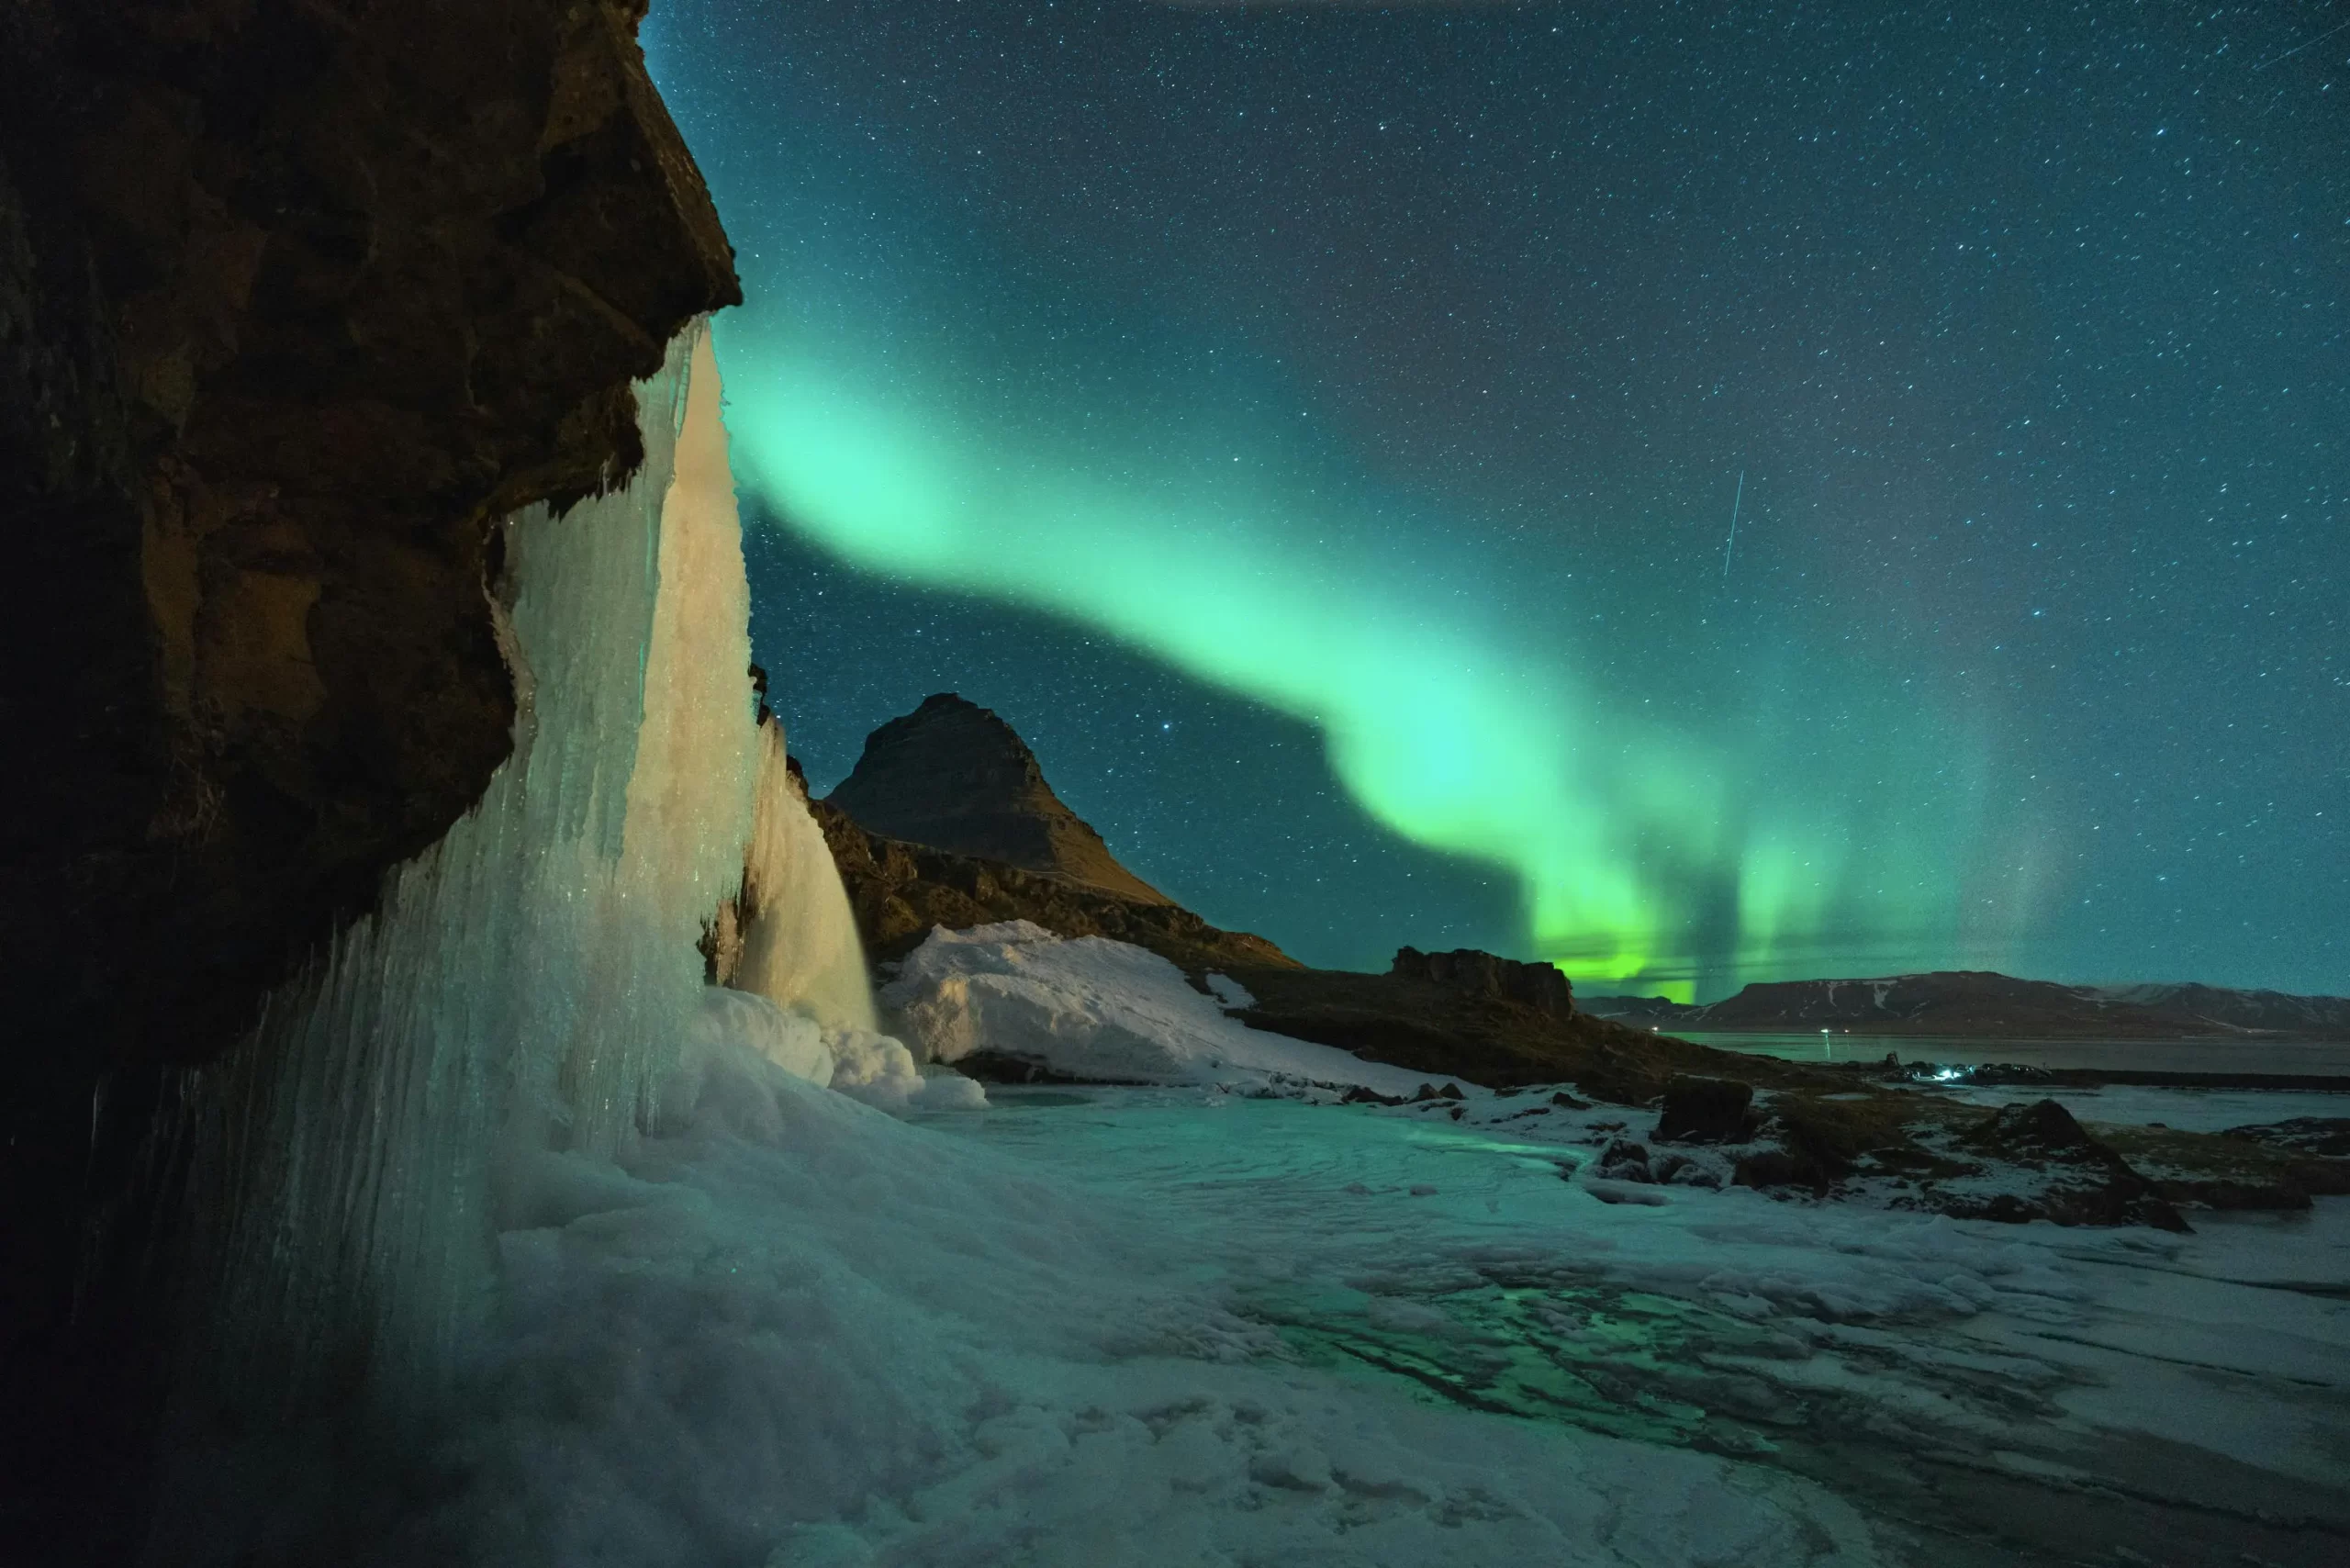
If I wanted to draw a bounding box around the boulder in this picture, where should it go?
[1653,1074,1757,1143]
[1950,1100,2189,1232]
[1390,946,1573,1015]
[1595,1137,1653,1182]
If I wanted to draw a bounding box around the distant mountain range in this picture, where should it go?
[816,699,2350,1046]
[1581,970,2350,1040]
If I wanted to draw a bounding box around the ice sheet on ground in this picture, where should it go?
[879,922,1447,1096]
[391,1025,1884,1567]
[690,986,984,1114]
[938,1085,2350,1565]
[368,1024,2350,1567]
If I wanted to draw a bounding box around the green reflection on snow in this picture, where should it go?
[1241,1276,1796,1456]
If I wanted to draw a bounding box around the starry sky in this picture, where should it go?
[645,1,2347,1000]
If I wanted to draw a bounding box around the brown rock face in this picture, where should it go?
[1390,946,1573,1017]
[812,796,1295,976]
[0,3,737,1557]
[3,0,737,1072]
[825,693,1173,904]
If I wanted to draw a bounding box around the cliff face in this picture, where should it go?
[2,0,737,1071]
[0,4,738,1557]
[825,692,1174,905]
[1390,946,1573,1017]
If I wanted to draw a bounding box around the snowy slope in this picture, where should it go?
[879,920,1450,1096]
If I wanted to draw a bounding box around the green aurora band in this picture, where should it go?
[712,293,2001,999]
[666,51,2033,999]
[629,0,2350,1001]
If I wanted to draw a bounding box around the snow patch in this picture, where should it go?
[880,922,1442,1095]
[1204,971,1256,1011]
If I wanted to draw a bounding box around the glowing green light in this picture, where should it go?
[698,157,1989,996]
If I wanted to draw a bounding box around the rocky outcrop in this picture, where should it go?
[825,693,1171,904]
[3,0,736,1072]
[1651,1074,1757,1143]
[2221,1117,2350,1159]
[2098,1120,2350,1209]
[1227,962,1804,1097]
[1726,1093,2189,1230]
[1,4,738,1558]
[1390,946,1572,1016]
[814,795,1294,976]
[1943,1100,2189,1230]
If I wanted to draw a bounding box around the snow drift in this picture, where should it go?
[880,920,1442,1095]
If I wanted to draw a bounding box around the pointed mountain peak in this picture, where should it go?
[823,694,1169,905]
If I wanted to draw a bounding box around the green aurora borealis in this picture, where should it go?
[717,297,1971,998]
[651,1,2348,998]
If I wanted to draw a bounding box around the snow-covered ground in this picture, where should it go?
[878,920,1449,1098]
[375,1031,1882,1567]
[359,1002,2348,1568]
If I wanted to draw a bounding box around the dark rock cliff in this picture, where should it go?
[825,692,1174,905]
[0,3,737,1558]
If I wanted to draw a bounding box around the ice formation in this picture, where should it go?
[723,730,981,1112]
[123,319,2347,1568]
[150,312,976,1459]
[374,1026,1894,1568]
[881,920,1440,1095]
[733,726,881,1036]
[158,324,761,1440]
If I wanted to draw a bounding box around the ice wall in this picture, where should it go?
[723,726,987,1112]
[733,726,881,1035]
[162,321,762,1430]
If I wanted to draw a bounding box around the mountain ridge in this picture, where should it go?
[1583,969,2350,1039]
[823,692,1171,905]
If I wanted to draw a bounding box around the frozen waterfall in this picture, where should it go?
[151,319,921,1458]
[732,725,882,1036]
[717,725,986,1112]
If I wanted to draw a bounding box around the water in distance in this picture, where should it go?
[1662,1031,2350,1076]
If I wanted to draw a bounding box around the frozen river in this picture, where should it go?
[906,1084,2350,1567]
[375,1037,2350,1568]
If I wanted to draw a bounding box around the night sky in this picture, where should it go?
[646,1,2347,999]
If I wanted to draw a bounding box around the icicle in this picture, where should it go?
[162,321,761,1431]
[732,725,882,1036]
[720,720,988,1113]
